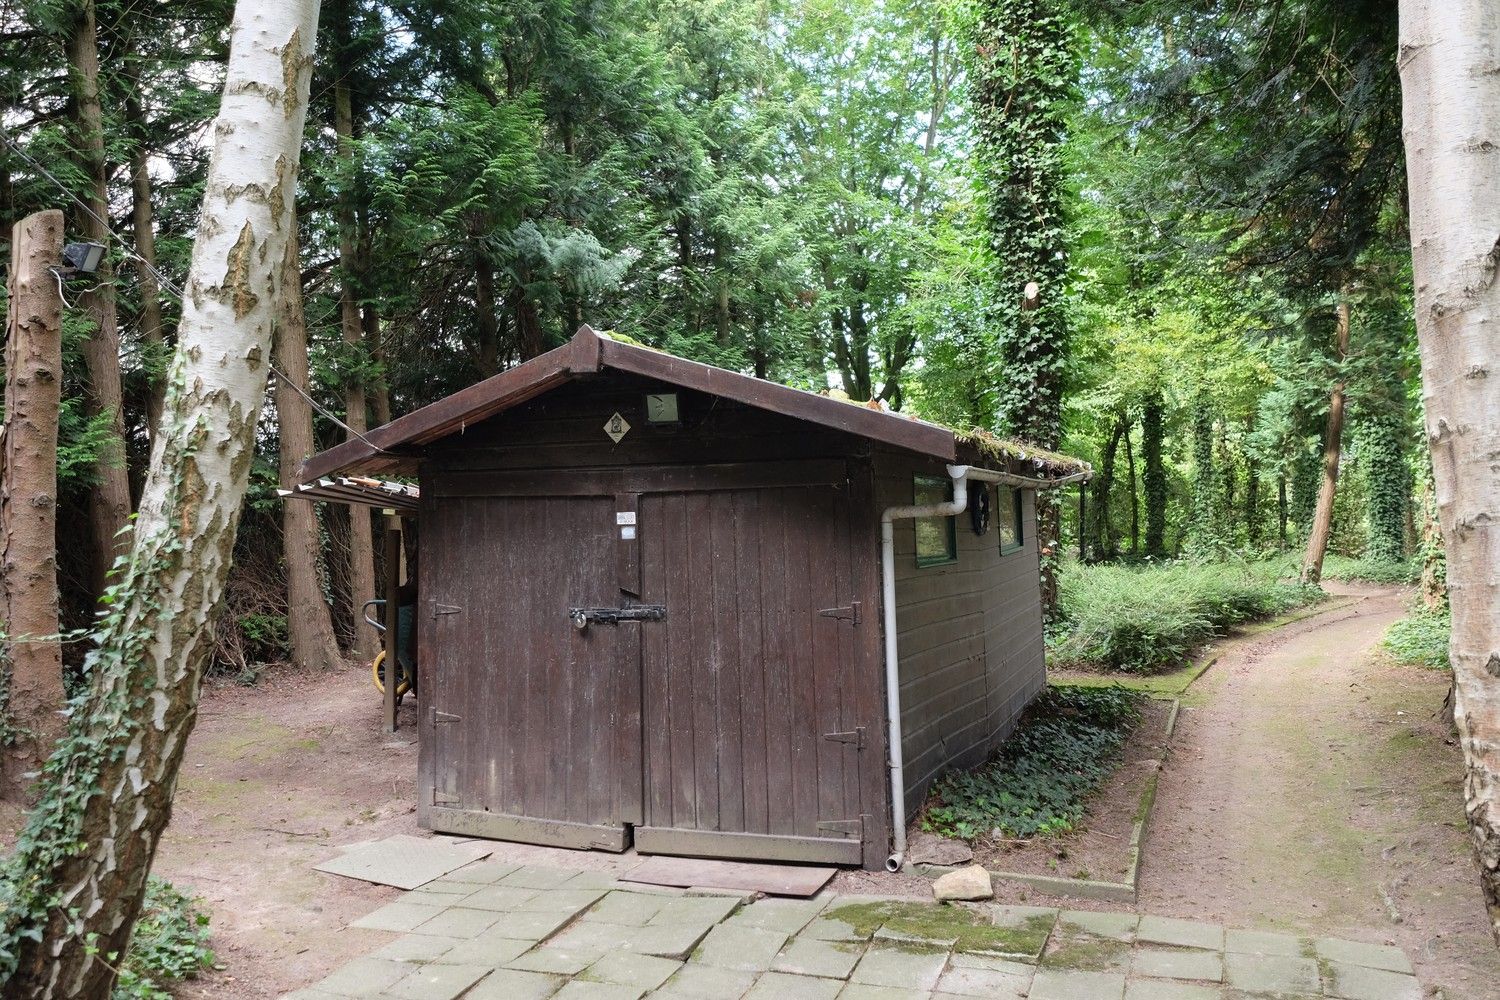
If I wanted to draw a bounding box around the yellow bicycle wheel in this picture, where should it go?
[371,650,412,696]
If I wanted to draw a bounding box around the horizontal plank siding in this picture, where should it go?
[873,449,1048,817]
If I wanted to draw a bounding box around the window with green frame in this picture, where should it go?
[914,476,957,566]
[998,485,1024,554]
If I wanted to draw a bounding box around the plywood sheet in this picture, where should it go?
[621,856,836,897]
[314,834,494,890]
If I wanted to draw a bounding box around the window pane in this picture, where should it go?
[914,476,956,565]
[998,485,1023,553]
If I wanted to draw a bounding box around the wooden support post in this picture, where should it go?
[2,209,67,800]
[383,516,401,734]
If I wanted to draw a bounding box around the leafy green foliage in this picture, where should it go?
[1050,559,1320,673]
[1384,608,1450,670]
[110,878,216,999]
[921,685,1143,840]
[1320,554,1416,585]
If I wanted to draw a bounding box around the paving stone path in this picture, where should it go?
[285,862,1422,1000]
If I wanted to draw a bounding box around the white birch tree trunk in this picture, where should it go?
[1398,0,1500,941]
[0,0,322,992]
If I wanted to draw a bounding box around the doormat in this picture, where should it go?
[622,856,836,897]
[314,834,494,890]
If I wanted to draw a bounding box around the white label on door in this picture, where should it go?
[620,526,637,540]
[616,511,637,526]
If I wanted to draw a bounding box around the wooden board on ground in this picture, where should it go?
[622,856,836,897]
[313,834,494,890]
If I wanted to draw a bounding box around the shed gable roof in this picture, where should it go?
[297,326,1081,484]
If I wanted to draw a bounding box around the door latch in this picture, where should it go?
[569,605,667,630]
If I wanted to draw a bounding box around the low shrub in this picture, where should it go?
[1321,554,1417,585]
[1384,607,1450,669]
[112,878,216,999]
[919,685,1144,840]
[1050,559,1319,673]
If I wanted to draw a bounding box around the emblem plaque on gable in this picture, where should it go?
[604,412,631,443]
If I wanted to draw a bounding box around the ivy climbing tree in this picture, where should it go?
[966,0,1076,607]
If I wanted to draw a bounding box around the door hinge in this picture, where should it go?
[431,708,461,725]
[431,601,462,619]
[818,601,861,625]
[816,816,864,836]
[823,726,865,748]
[432,789,460,805]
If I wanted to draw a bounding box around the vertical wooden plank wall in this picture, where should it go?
[872,449,1048,817]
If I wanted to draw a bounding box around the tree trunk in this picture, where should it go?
[473,249,501,377]
[1142,391,1167,558]
[334,62,378,664]
[125,91,166,440]
[1,2,320,991]
[1278,473,1289,547]
[1246,462,1262,548]
[276,220,343,673]
[2,210,66,800]
[1090,413,1125,560]
[1398,0,1500,939]
[1301,299,1351,585]
[1124,415,1139,556]
[68,0,134,593]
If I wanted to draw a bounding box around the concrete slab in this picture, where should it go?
[934,959,1033,999]
[744,972,844,1000]
[312,956,410,996]
[1324,960,1423,1000]
[350,899,446,933]
[847,945,947,991]
[462,885,544,912]
[834,984,929,1000]
[1224,951,1321,995]
[1029,969,1127,1000]
[623,856,836,897]
[772,937,865,979]
[502,866,585,890]
[410,906,504,940]
[435,934,535,967]
[1137,915,1225,951]
[444,860,521,884]
[726,898,828,935]
[1123,981,1221,1000]
[588,891,671,926]
[654,963,757,999]
[385,962,491,1000]
[1059,910,1138,942]
[519,888,611,914]
[801,913,874,943]
[508,944,612,976]
[462,968,565,1000]
[650,894,743,928]
[691,924,789,971]
[314,835,493,891]
[579,952,683,990]
[1131,947,1223,982]
[551,981,646,1000]
[1314,937,1413,974]
[369,934,461,965]
[622,923,717,960]
[487,907,585,941]
[1224,928,1306,957]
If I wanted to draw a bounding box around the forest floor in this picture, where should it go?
[1137,581,1500,999]
[2,580,1490,997]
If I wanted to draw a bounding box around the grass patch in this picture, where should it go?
[113,878,216,999]
[1384,606,1450,669]
[919,685,1143,841]
[1049,559,1321,673]
[822,901,1052,957]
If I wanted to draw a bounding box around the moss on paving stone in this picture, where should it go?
[821,901,1051,958]
[1041,934,1132,972]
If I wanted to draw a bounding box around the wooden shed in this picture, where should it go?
[297,326,1088,870]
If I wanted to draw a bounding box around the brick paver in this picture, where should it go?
[287,861,1424,1000]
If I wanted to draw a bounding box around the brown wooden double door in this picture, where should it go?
[419,464,886,866]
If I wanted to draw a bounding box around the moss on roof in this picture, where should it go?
[956,427,1090,477]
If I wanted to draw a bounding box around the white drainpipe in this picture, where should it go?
[879,462,1091,872]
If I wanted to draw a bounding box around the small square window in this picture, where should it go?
[998,485,1024,554]
[914,476,957,567]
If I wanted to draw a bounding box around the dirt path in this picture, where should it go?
[1140,583,1500,998]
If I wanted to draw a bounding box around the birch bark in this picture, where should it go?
[1398,0,1500,940]
[1,0,322,991]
